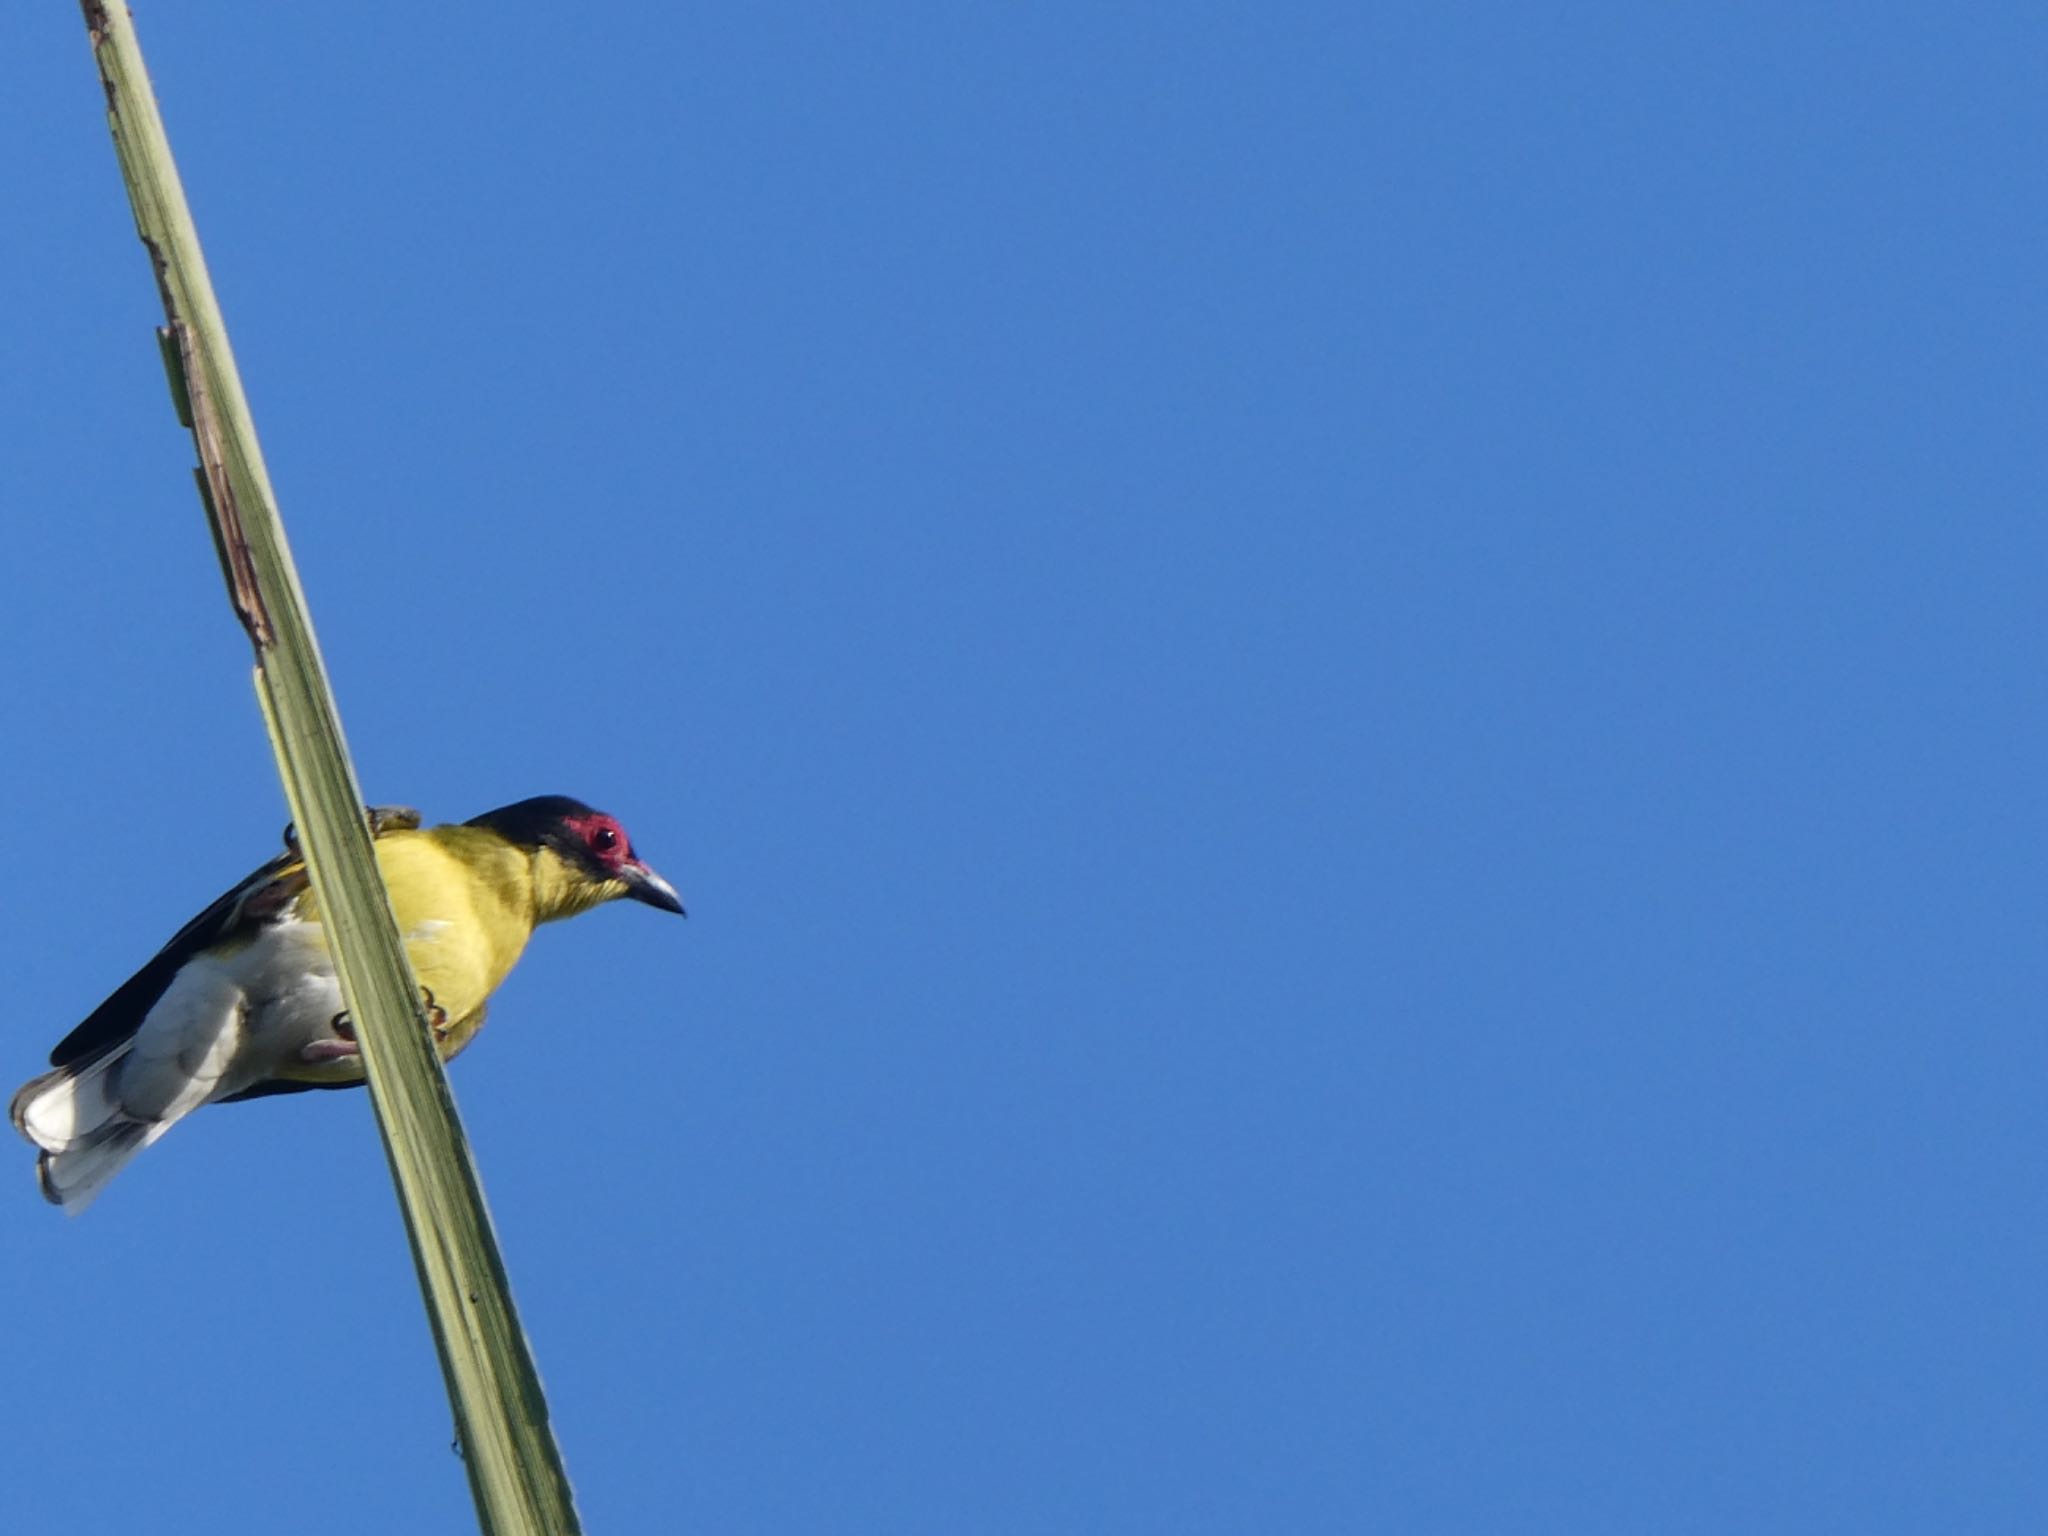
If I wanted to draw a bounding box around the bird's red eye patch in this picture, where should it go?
[563,812,630,868]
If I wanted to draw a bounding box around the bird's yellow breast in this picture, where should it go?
[294,826,546,1036]
[386,828,543,1023]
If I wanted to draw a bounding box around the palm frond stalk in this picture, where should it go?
[71,6,582,1531]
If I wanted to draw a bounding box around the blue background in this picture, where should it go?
[3,3,2044,1531]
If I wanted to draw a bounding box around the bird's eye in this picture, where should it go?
[591,825,620,853]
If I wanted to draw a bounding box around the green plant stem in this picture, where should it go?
[74,5,581,1531]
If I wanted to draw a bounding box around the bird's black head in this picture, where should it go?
[466,795,685,915]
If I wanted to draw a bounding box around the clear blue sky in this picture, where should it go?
[2,3,2042,1531]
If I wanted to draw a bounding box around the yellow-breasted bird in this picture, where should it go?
[10,795,683,1211]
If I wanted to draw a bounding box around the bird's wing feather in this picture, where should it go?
[46,850,308,1068]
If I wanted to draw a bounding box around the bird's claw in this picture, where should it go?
[313,990,446,1057]
[421,988,450,1041]
[300,1020,360,1064]
[282,804,423,852]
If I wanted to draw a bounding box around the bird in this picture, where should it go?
[11,795,684,1211]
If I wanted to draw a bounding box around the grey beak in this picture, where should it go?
[624,861,687,916]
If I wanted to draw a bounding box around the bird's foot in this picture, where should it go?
[281,804,423,853]
[304,1011,362,1062]
[305,993,446,1061]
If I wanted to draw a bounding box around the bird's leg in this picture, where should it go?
[300,1010,361,1064]
[301,991,446,1063]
